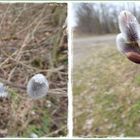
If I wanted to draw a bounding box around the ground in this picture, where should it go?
[73,34,140,137]
[0,3,67,137]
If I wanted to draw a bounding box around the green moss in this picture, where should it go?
[126,101,140,127]
[9,89,21,106]
[31,58,42,68]
[22,108,51,137]
[134,75,140,85]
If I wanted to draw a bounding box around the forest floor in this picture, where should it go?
[73,34,140,137]
[0,3,67,138]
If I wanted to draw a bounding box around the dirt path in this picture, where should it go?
[73,34,116,67]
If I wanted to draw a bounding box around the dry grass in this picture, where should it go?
[0,3,67,137]
[73,35,140,137]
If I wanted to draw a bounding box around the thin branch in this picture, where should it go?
[44,126,66,137]
[0,4,11,32]
[0,77,67,97]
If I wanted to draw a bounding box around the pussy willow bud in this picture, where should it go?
[116,10,140,64]
[0,82,8,98]
[118,10,140,42]
[27,74,49,99]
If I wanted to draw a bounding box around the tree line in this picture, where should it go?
[74,3,140,35]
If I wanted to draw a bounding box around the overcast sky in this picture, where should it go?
[70,1,140,27]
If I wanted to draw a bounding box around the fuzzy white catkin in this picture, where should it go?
[116,33,126,54]
[30,133,38,138]
[118,10,140,41]
[27,74,49,99]
[0,82,8,98]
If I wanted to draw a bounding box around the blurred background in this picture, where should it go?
[72,2,140,35]
[0,3,67,137]
[73,2,140,137]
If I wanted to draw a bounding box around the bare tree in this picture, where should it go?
[74,2,140,35]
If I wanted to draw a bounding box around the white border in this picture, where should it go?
[1,1,140,139]
[68,2,73,138]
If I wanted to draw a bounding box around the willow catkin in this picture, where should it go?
[116,10,140,64]
[0,83,8,98]
[118,10,140,42]
[27,74,49,100]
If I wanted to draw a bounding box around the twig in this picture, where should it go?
[0,77,67,97]
[3,55,65,73]
[0,77,26,90]
[6,5,47,82]
[15,6,49,35]
[0,5,46,68]
[7,66,17,81]
[11,3,26,26]
[0,4,11,32]
[44,126,66,137]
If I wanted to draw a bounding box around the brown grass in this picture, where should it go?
[73,34,140,137]
[0,3,67,137]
